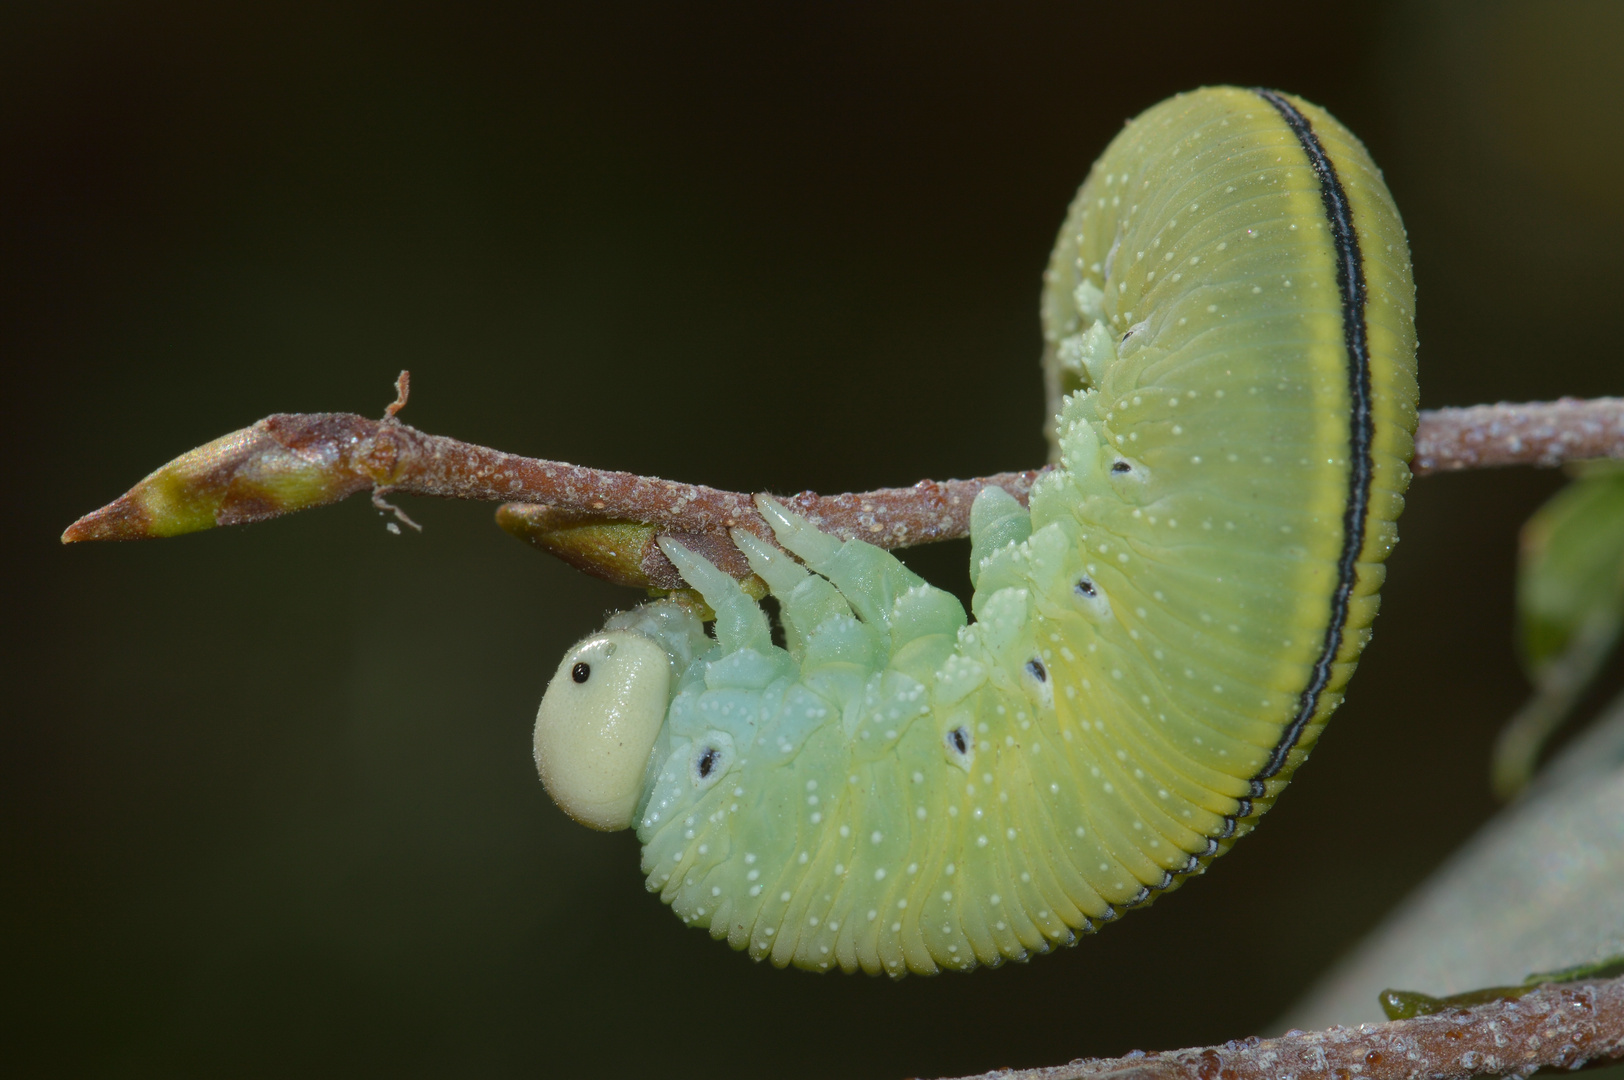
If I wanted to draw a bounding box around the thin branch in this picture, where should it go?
[58,400,1037,588]
[60,385,1624,588]
[1412,398,1624,476]
[935,973,1624,1080]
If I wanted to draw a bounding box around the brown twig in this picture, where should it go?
[59,406,1038,587]
[934,973,1624,1080]
[61,390,1624,587]
[1411,398,1624,476]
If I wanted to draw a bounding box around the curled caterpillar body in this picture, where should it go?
[532,87,1418,976]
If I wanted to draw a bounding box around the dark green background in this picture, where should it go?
[7,2,1623,1076]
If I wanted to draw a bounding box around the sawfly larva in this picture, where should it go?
[533,86,1419,976]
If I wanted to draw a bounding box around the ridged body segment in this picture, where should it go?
[632,87,1418,976]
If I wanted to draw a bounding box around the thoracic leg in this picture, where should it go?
[730,528,846,662]
[656,537,772,655]
[754,496,928,632]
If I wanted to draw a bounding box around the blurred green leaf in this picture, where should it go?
[1519,461,1624,671]
[1495,462,1624,797]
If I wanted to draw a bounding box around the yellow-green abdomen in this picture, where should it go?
[1031,85,1417,837]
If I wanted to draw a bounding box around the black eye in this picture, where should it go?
[697,747,720,779]
[1075,577,1097,598]
[571,662,591,684]
[1026,658,1047,683]
[1111,460,1131,474]
[948,727,970,755]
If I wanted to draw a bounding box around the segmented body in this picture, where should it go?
[631,87,1418,976]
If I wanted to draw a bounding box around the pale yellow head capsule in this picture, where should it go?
[533,630,672,831]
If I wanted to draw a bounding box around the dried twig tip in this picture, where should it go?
[385,370,411,420]
[371,486,423,533]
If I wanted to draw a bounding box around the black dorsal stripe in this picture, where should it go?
[1250,88,1376,783]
